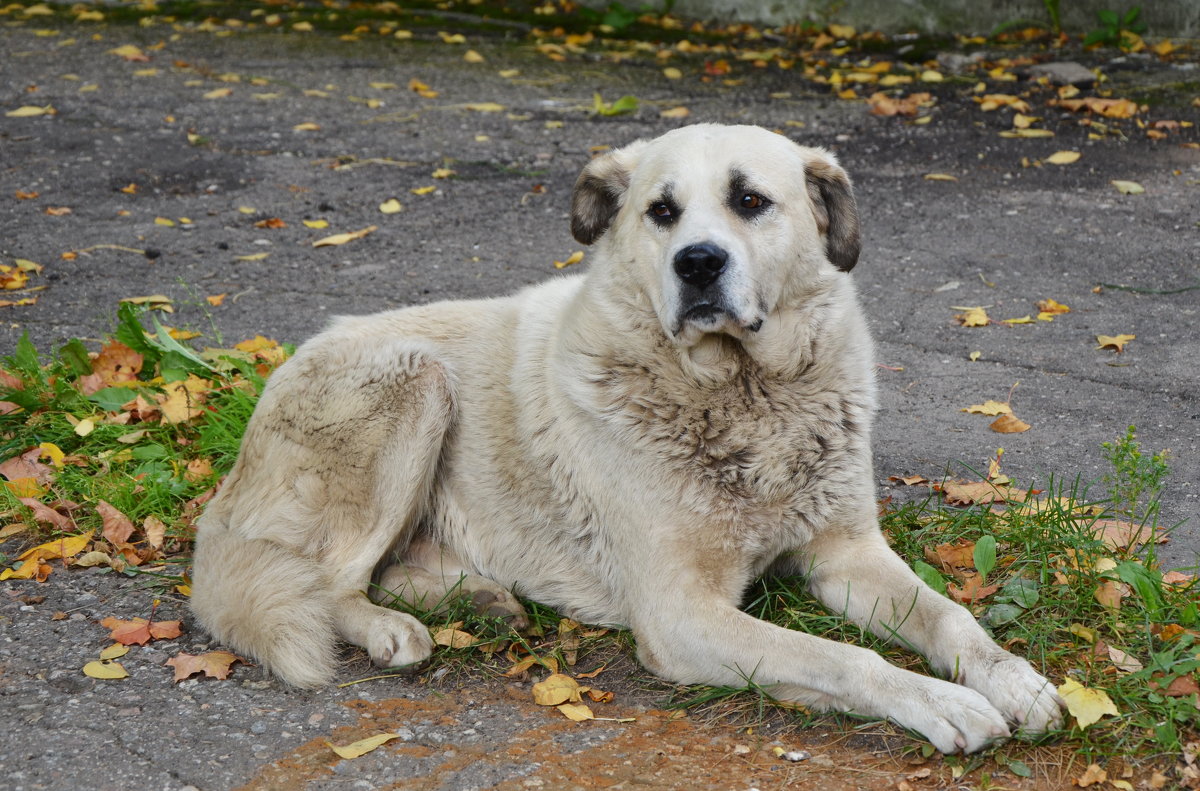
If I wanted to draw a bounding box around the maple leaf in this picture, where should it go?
[1090,519,1163,552]
[924,539,977,575]
[156,375,209,424]
[1096,334,1135,352]
[938,480,1015,506]
[953,306,990,327]
[83,660,129,679]
[432,628,476,649]
[166,650,242,682]
[0,446,56,486]
[101,616,183,646]
[947,574,1000,604]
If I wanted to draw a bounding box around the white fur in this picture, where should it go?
[190,125,1062,753]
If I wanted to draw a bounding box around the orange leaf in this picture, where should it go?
[101,616,183,646]
[947,574,1000,604]
[990,413,1031,433]
[166,650,242,681]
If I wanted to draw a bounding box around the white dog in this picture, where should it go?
[190,124,1063,753]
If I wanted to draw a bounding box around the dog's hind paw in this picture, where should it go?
[470,588,530,631]
[366,610,434,670]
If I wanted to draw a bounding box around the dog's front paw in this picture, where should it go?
[366,610,434,670]
[962,652,1064,735]
[892,676,1011,754]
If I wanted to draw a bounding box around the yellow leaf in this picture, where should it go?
[1045,150,1081,165]
[923,173,957,181]
[99,643,130,660]
[1111,180,1144,195]
[532,673,583,706]
[302,219,329,229]
[19,532,92,562]
[463,49,485,63]
[954,306,990,327]
[312,226,378,248]
[464,102,505,113]
[557,703,595,722]
[1012,112,1040,128]
[878,74,912,87]
[990,413,1031,433]
[968,351,981,362]
[410,185,436,196]
[82,660,128,679]
[438,32,467,44]
[203,88,232,100]
[235,252,269,261]
[554,251,585,270]
[37,441,65,467]
[1036,298,1070,315]
[431,168,456,179]
[828,23,855,38]
[663,67,682,80]
[962,400,1011,416]
[1057,678,1119,728]
[293,122,321,131]
[659,106,689,119]
[379,198,403,214]
[498,69,519,78]
[6,105,55,118]
[1096,334,1135,353]
[73,418,95,437]
[432,628,476,648]
[1069,623,1097,643]
[920,69,943,82]
[154,217,175,227]
[326,733,401,760]
[156,375,209,424]
[292,21,313,32]
[1001,315,1033,324]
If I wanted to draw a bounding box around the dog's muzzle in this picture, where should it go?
[672,242,763,335]
[673,243,727,290]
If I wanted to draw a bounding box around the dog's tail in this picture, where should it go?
[189,519,338,688]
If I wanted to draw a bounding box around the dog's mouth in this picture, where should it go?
[672,302,764,337]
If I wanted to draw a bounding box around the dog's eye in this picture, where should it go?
[650,202,673,219]
[740,193,765,210]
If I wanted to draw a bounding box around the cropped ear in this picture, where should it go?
[570,141,646,245]
[805,155,861,272]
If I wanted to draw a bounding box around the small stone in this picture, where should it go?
[779,750,811,762]
[732,744,751,755]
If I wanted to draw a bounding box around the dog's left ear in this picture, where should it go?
[806,156,861,272]
[570,141,646,245]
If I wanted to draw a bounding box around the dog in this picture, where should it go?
[190,124,1063,753]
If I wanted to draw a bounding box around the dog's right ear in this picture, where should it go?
[570,141,646,245]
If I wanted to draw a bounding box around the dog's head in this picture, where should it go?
[571,124,859,349]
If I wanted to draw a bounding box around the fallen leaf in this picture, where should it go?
[1094,579,1128,610]
[1096,334,1135,353]
[254,217,286,229]
[302,220,329,229]
[557,703,595,722]
[938,480,1015,506]
[463,49,485,63]
[532,673,583,706]
[1090,519,1162,551]
[1057,678,1119,728]
[203,88,233,100]
[17,531,91,562]
[990,413,1031,433]
[1110,180,1144,195]
[205,293,226,306]
[554,251,585,270]
[1106,645,1143,673]
[1076,763,1107,787]
[923,173,957,181]
[107,44,149,61]
[97,500,135,546]
[867,91,932,116]
[962,400,1011,416]
[143,516,166,549]
[659,106,690,119]
[663,67,682,79]
[166,650,242,681]
[947,575,1000,604]
[101,616,183,646]
[1045,150,1081,165]
[953,306,990,327]
[432,628,476,649]
[1149,673,1200,697]
[156,375,208,424]
[83,660,129,679]
[312,226,377,248]
[99,643,130,660]
[1036,298,1070,316]
[464,102,505,113]
[5,105,55,118]
[431,168,456,179]
[327,733,402,759]
[293,122,320,131]
[925,539,977,574]
[379,198,403,214]
[888,474,930,486]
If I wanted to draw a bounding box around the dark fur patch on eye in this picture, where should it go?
[727,169,773,219]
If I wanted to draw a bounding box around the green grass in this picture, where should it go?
[1,305,1196,781]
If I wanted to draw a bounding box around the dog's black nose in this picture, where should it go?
[673,243,727,290]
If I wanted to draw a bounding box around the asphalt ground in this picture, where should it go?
[1,8,1199,790]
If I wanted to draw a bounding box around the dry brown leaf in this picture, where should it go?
[938,480,1015,506]
[556,702,595,722]
[1094,580,1128,611]
[947,574,1000,604]
[166,650,242,681]
[1090,519,1163,551]
[924,539,977,575]
[97,499,135,546]
[432,628,476,649]
[1149,673,1200,697]
[953,306,990,327]
[1076,763,1107,787]
[962,400,1011,416]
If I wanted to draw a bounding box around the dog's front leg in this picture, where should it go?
[797,528,1064,736]
[628,572,1010,754]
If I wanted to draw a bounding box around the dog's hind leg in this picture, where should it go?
[372,538,530,630]
[192,338,455,684]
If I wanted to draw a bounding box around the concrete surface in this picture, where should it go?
[1,6,1198,790]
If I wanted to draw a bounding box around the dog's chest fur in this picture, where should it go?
[591,349,873,528]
